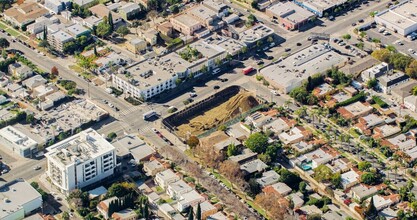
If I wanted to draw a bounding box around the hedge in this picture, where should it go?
[334,91,366,108]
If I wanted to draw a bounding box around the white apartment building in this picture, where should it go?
[155,169,180,189]
[0,126,38,158]
[45,128,116,194]
[0,179,43,220]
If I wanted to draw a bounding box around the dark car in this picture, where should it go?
[351,23,357,26]
[256,60,264,65]
[296,42,302,46]
[220,78,228,82]
[267,56,273,60]
[213,85,220,90]
[358,19,364,23]
[284,48,291,52]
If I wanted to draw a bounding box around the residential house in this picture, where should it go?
[3,2,48,28]
[126,38,147,54]
[112,134,155,162]
[381,133,416,151]
[8,62,33,81]
[157,21,174,38]
[337,101,373,120]
[293,146,340,169]
[194,201,217,220]
[228,148,257,164]
[213,136,241,152]
[240,159,268,175]
[27,16,60,35]
[0,95,8,105]
[256,170,280,188]
[326,158,351,174]
[312,83,335,98]
[89,4,124,27]
[73,0,95,7]
[404,95,417,112]
[159,203,177,219]
[97,197,118,219]
[167,180,193,199]
[112,208,138,220]
[44,0,71,13]
[202,0,230,18]
[83,15,102,28]
[350,184,386,202]
[208,212,228,220]
[263,117,295,134]
[369,194,401,211]
[392,80,417,103]
[355,114,385,135]
[361,62,390,82]
[22,75,47,90]
[373,124,401,139]
[263,182,292,196]
[177,190,205,212]
[299,205,323,216]
[278,126,312,145]
[247,112,273,129]
[291,141,314,153]
[286,192,305,208]
[341,170,360,189]
[378,72,410,94]
[155,169,180,189]
[141,29,158,46]
[118,2,141,20]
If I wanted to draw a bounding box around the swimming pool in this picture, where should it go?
[301,161,313,171]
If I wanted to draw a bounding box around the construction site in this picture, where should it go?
[162,86,260,139]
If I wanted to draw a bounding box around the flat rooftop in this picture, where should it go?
[376,0,417,30]
[0,126,37,150]
[298,0,347,12]
[261,44,345,90]
[268,2,314,24]
[240,24,274,44]
[203,36,244,55]
[0,179,42,219]
[189,4,217,21]
[172,14,201,27]
[45,128,115,166]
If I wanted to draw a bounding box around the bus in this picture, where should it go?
[242,66,254,75]
[143,110,157,120]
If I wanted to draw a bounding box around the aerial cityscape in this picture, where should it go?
[1,0,417,219]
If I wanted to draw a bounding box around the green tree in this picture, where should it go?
[342,34,351,41]
[26,113,35,124]
[313,165,333,182]
[248,178,261,197]
[361,172,378,185]
[0,38,10,48]
[359,31,366,39]
[331,172,342,188]
[1,49,7,59]
[267,36,274,43]
[107,132,117,141]
[358,161,372,171]
[386,45,397,52]
[251,0,258,9]
[406,60,417,79]
[116,26,129,39]
[96,17,112,38]
[367,78,378,89]
[188,207,194,220]
[227,143,239,157]
[364,197,378,219]
[299,181,307,194]
[241,46,248,54]
[108,12,114,32]
[43,27,48,40]
[245,132,269,153]
[371,49,390,62]
[62,211,70,220]
[196,203,202,220]
[307,214,322,220]
[170,4,179,14]
[279,169,301,188]
[186,136,199,148]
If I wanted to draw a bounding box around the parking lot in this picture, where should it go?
[365,26,417,58]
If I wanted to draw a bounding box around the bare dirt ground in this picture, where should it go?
[176,91,258,138]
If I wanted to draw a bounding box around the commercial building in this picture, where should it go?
[0,179,43,220]
[238,24,274,47]
[3,2,48,28]
[45,128,117,193]
[266,2,315,30]
[0,126,38,158]
[374,0,417,36]
[293,0,348,17]
[170,14,202,35]
[260,44,345,93]
[112,40,226,100]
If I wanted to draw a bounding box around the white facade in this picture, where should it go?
[0,179,43,220]
[374,0,417,36]
[44,0,70,13]
[167,180,193,199]
[0,126,38,158]
[177,190,205,212]
[45,128,116,194]
[405,95,417,112]
[155,169,180,189]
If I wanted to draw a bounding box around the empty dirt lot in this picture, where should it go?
[176,90,259,138]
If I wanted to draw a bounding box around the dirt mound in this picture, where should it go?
[176,91,259,138]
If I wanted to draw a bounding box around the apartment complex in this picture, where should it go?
[47,23,91,52]
[45,128,116,193]
[3,2,48,27]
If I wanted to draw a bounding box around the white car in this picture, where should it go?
[409,49,415,54]
[189,92,197,97]
[270,90,279,96]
